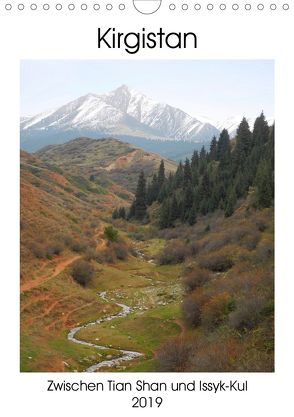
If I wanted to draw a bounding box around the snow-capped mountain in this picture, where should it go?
[20,85,219,152]
[216,115,274,137]
[20,85,274,156]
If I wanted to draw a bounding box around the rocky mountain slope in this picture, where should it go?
[21,85,219,152]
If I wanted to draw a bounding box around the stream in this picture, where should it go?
[67,291,143,372]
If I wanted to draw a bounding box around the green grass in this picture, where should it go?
[76,311,181,357]
[20,332,120,372]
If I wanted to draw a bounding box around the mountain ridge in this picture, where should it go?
[36,136,177,193]
[20,85,219,152]
[21,85,274,157]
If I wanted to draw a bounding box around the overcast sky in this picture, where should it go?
[20,60,274,122]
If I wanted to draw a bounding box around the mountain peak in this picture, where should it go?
[114,84,130,92]
[21,85,220,152]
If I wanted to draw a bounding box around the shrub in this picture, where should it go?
[104,226,119,242]
[47,240,64,256]
[198,250,234,272]
[28,241,46,259]
[256,237,274,262]
[158,241,190,265]
[96,248,115,264]
[183,267,211,293]
[59,234,74,247]
[69,239,89,253]
[201,233,231,253]
[156,337,193,372]
[189,338,243,372]
[128,232,145,241]
[71,260,94,287]
[182,291,209,327]
[201,293,235,329]
[256,219,267,232]
[228,297,266,330]
[113,242,128,260]
[83,248,99,261]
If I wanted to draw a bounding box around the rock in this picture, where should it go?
[28,356,32,360]
[106,355,113,359]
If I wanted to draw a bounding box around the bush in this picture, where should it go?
[113,242,128,260]
[158,241,190,265]
[128,232,145,241]
[104,226,119,242]
[28,241,46,259]
[256,237,274,262]
[201,293,235,329]
[71,260,94,287]
[156,337,193,372]
[201,233,231,253]
[189,338,243,372]
[70,239,87,253]
[47,240,64,256]
[59,234,74,247]
[183,267,211,293]
[96,248,115,264]
[198,250,234,272]
[228,297,266,330]
[83,248,99,261]
[182,291,209,327]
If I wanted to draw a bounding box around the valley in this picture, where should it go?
[20,122,274,372]
[20,138,182,372]
[21,221,183,372]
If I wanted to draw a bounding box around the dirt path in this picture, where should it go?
[46,300,96,331]
[94,225,107,252]
[20,255,81,293]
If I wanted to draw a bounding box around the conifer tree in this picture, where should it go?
[249,112,270,181]
[159,200,171,229]
[158,160,166,188]
[233,118,252,171]
[184,158,192,185]
[217,129,231,166]
[199,146,208,175]
[255,160,272,208]
[209,136,218,161]
[112,208,119,219]
[146,173,159,205]
[118,207,126,219]
[225,188,237,217]
[182,184,194,221]
[174,161,184,188]
[188,203,197,226]
[134,171,147,220]
[252,112,270,148]
[191,150,199,171]
[169,195,179,225]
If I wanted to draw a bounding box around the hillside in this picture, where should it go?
[20,149,132,288]
[20,116,274,372]
[20,151,181,372]
[36,137,177,192]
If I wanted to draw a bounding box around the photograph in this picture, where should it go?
[20,60,274,373]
